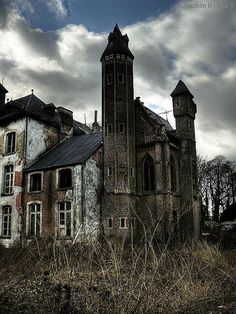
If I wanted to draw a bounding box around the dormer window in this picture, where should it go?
[58,169,72,189]
[5,132,16,154]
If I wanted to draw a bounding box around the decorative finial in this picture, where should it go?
[31,89,34,94]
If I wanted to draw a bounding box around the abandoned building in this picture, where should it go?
[0,25,200,247]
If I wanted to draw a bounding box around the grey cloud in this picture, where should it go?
[0,0,10,28]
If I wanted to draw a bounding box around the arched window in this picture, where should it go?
[143,155,155,191]
[58,168,72,189]
[170,156,177,192]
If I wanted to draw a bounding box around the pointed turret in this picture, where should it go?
[0,83,8,105]
[170,80,193,98]
[100,24,134,61]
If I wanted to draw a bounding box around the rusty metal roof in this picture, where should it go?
[25,132,102,172]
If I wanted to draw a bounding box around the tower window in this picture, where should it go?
[119,123,125,133]
[5,132,16,154]
[130,167,134,177]
[107,124,113,134]
[107,166,113,176]
[107,74,113,85]
[3,164,14,194]
[29,173,42,192]
[143,155,155,192]
[58,168,72,189]
[107,218,113,229]
[117,73,124,84]
[170,156,177,192]
[2,206,12,237]
[119,217,127,229]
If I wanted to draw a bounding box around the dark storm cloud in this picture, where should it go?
[0,0,10,28]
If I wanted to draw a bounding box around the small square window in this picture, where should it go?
[107,124,113,134]
[107,218,113,229]
[117,73,124,84]
[107,166,113,176]
[121,55,125,59]
[119,217,127,229]
[107,74,112,85]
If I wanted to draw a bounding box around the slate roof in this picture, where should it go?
[25,132,102,172]
[142,105,173,131]
[170,80,193,98]
[101,24,134,61]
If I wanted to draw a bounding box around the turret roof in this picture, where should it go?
[0,83,8,93]
[100,24,134,61]
[170,80,193,98]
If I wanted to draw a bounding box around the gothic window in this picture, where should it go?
[143,155,155,191]
[170,156,177,192]
[3,164,14,194]
[28,203,41,237]
[5,132,16,154]
[2,206,12,237]
[117,73,124,84]
[58,202,71,237]
[107,74,112,85]
[29,173,42,192]
[58,169,72,189]
[107,218,113,229]
[119,217,127,229]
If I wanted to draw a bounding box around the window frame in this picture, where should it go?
[29,172,43,192]
[57,201,72,238]
[57,168,72,190]
[170,156,177,192]
[143,155,155,192]
[107,218,113,229]
[106,124,113,134]
[119,217,127,229]
[3,164,14,195]
[2,205,12,238]
[5,132,16,154]
[107,166,113,177]
[28,202,41,238]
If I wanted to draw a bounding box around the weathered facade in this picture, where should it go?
[0,24,200,247]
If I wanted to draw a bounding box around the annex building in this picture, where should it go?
[0,25,200,247]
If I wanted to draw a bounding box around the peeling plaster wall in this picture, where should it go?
[0,118,26,246]
[26,119,58,165]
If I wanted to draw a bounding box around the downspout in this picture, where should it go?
[81,163,85,230]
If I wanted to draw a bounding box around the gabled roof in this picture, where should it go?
[101,24,134,61]
[170,80,193,98]
[25,132,102,172]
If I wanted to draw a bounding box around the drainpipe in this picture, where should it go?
[81,163,85,230]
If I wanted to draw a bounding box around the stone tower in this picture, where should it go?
[101,24,136,237]
[171,80,200,238]
[0,83,8,106]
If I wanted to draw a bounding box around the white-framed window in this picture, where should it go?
[107,166,113,176]
[107,218,113,229]
[3,164,14,194]
[2,205,12,237]
[117,73,124,84]
[5,132,16,154]
[58,168,72,189]
[58,202,72,237]
[119,217,127,229]
[29,173,42,192]
[28,202,41,238]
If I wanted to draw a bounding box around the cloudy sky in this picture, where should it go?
[0,0,235,160]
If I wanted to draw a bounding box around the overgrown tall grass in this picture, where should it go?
[0,239,235,313]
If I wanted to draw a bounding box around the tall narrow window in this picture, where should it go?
[143,155,155,191]
[2,206,12,237]
[58,202,71,237]
[170,156,177,192]
[4,165,14,194]
[107,166,113,176]
[117,73,124,84]
[119,217,127,229]
[29,173,42,192]
[107,218,113,229]
[5,132,16,154]
[29,203,41,237]
[58,169,72,189]
[107,74,112,85]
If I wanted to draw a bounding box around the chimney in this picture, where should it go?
[0,83,8,106]
[57,106,73,140]
[92,110,100,132]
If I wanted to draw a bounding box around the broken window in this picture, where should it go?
[29,203,41,237]
[170,156,177,192]
[119,217,127,229]
[107,218,113,229]
[58,169,72,189]
[143,155,155,191]
[5,132,16,154]
[58,202,71,237]
[29,173,42,192]
[2,206,12,237]
[3,164,14,194]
